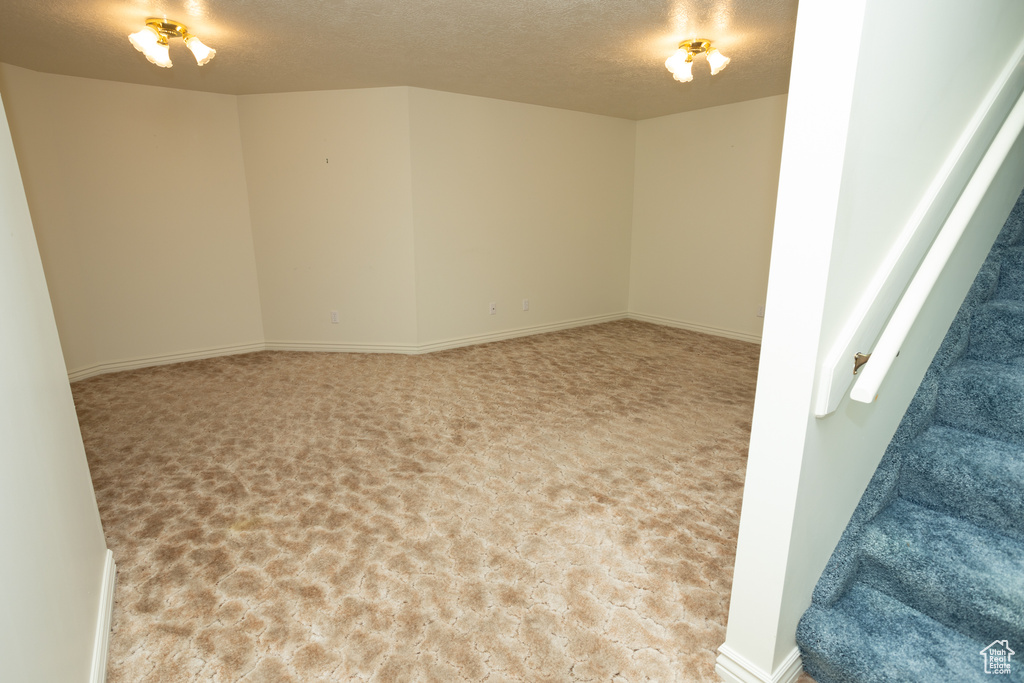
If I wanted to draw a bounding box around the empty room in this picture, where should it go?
[0,0,790,676]
[4,1,1023,683]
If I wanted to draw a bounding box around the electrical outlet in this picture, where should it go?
[330,311,339,324]
[522,299,529,311]
[757,305,765,318]
[489,302,496,315]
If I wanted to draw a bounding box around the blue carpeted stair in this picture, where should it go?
[796,192,1024,682]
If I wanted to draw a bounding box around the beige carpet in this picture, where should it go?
[75,320,762,682]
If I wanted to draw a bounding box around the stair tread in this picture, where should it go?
[935,360,1024,445]
[798,584,1009,683]
[967,300,1024,364]
[996,244,1024,300]
[901,425,1024,542]
[977,299,1024,313]
[944,357,1024,376]
[860,498,1024,645]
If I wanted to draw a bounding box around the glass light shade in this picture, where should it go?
[706,48,730,76]
[671,59,693,83]
[147,41,173,68]
[128,26,160,54]
[185,36,216,66]
[664,49,690,76]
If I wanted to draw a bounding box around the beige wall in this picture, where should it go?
[409,88,635,345]
[0,64,265,377]
[236,86,635,350]
[0,86,109,682]
[237,88,419,349]
[629,95,787,342]
[1,65,785,373]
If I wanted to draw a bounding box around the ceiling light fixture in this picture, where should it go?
[665,39,730,83]
[129,18,216,69]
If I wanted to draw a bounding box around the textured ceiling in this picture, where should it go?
[0,0,798,120]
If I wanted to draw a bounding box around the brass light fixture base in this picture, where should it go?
[145,18,189,42]
[680,39,712,56]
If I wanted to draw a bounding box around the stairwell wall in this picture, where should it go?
[720,2,1024,681]
[0,86,111,683]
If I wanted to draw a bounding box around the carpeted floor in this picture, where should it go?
[74,320,761,682]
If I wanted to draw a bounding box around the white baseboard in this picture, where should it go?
[716,644,802,683]
[413,313,630,354]
[263,340,420,354]
[67,342,266,382]
[90,549,116,683]
[266,313,631,356]
[628,312,762,344]
[716,645,803,683]
[67,312,757,381]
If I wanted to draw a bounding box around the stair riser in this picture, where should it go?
[966,303,1024,363]
[898,427,1024,545]
[900,465,1024,545]
[797,585,1004,683]
[858,558,1024,649]
[996,246,1024,300]
[935,366,1024,446]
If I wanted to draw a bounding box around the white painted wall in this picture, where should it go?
[819,0,1024,374]
[719,2,1024,681]
[408,88,635,346]
[237,88,419,349]
[1,67,780,366]
[0,64,265,378]
[0,88,109,683]
[629,95,787,342]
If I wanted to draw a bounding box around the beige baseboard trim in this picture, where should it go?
[266,313,630,356]
[263,340,420,354]
[716,644,802,683]
[71,312,753,380]
[414,312,630,354]
[67,342,267,382]
[90,549,116,683]
[627,312,762,344]
[67,317,631,381]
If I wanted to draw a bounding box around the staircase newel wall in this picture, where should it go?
[719,2,1024,681]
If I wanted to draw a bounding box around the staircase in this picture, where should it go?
[796,193,1024,683]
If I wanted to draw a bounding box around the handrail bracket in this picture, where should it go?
[853,352,871,375]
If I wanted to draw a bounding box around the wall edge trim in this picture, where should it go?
[414,313,630,354]
[265,313,630,355]
[90,549,116,683]
[65,312,760,380]
[67,342,267,382]
[627,312,762,344]
[715,644,803,683]
[264,340,419,353]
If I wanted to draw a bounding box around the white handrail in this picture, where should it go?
[813,36,1024,417]
[850,89,1024,404]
